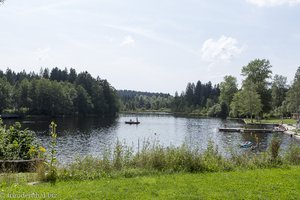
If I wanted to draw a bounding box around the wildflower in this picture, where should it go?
[28,146,37,157]
[39,146,47,153]
[29,146,36,153]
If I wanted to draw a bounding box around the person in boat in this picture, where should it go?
[136,117,139,122]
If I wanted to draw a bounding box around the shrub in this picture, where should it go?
[0,119,44,160]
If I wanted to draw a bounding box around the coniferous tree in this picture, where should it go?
[0,77,11,112]
[0,68,119,116]
[285,67,300,115]
[271,75,288,109]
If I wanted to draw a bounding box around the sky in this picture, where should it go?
[0,0,300,94]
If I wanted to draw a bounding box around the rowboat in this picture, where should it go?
[125,121,140,125]
[125,118,140,125]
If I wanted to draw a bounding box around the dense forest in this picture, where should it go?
[171,81,221,115]
[0,68,119,116]
[118,90,172,111]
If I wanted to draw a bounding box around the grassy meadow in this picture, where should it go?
[1,167,300,199]
[244,118,297,125]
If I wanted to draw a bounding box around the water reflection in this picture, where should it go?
[2,114,299,164]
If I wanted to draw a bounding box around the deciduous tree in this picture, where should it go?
[241,59,272,113]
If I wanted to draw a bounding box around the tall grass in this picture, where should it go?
[3,136,300,184]
[57,136,300,181]
[284,142,300,165]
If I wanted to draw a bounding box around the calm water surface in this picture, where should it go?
[4,113,298,164]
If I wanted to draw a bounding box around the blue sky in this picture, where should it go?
[0,0,299,94]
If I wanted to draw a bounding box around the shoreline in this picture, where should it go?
[282,124,300,139]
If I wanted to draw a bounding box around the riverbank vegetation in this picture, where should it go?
[3,134,297,183]
[0,68,119,116]
[2,138,300,199]
[53,137,300,181]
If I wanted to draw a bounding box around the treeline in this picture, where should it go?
[118,90,172,111]
[0,68,119,116]
[227,59,299,120]
[172,59,300,119]
[171,81,221,115]
[1,59,299,119]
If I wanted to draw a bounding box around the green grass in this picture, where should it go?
[244,118,297,125]
[2,167,300,199]
[0,173,38,187]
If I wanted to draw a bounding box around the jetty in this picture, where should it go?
[218,128,243,132]
[219,128,284,133]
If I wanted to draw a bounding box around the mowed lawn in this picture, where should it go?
[2,167,300,200]
[244,118,297,125]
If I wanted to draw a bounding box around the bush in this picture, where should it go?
[207,104,221,117]
[0,119,44,160]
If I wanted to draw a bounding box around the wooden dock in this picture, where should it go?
[243,128,279,133]
[218,128,243,132]
[219,128,284,133]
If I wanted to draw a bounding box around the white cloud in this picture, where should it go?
[246,0,300,7]
[120,35,135,47]
[106,24,198,55]
[201,36,244,63]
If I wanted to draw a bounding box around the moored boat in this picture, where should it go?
[240,141,253,148]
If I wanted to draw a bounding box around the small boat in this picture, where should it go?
[125,118,140,125]
[125,121,140,125]
[240,141,253,148]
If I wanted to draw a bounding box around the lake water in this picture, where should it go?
[3,113,299,164]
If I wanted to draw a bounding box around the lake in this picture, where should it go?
[3,113,299,164]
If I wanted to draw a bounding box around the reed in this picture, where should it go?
[57,137,300,181]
